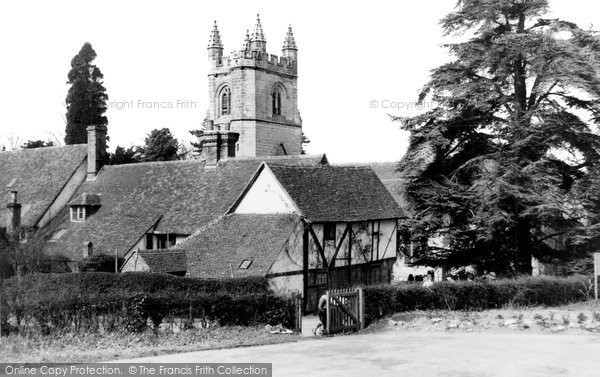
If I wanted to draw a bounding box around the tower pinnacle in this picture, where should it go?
[208,20,223,48]
[282,25,297,50]
[242,29,251,52]
[250,14,267,52]
[282,25,298,61]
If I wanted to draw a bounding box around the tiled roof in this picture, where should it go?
[0,145,88,228]
[44,155,327,261]
[68,193,101,206]
[137,250,187,273]
[266,165,404,223]
[173,214,301,278]
[367,162,410,211]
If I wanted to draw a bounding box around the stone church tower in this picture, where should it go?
[202,15,302,161]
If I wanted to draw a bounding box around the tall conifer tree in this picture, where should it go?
[65,42,108,144]
[399,0,600,274]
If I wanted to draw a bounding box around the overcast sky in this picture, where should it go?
[0,0,597,162]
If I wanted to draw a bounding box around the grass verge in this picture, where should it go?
[0,326,300,363]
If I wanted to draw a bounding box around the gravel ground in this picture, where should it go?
[367,300,600,334]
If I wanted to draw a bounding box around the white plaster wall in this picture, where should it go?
[234,166,297,214]
[121,251,150,272]
[37,158,87,228]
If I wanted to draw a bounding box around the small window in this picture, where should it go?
[84,242,93,258]
[145,233,154,249]
[70,206,86,222]
[239,260,253,269]
[324,223,336,242]
[6,177,17,189]
[220,86,231,115]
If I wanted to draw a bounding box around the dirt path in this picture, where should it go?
[116,330,600,376]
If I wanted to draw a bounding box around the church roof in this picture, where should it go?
[0,145,88,228]
[43,155,327,261]
[366,162,410,211]
[265,165,404,223]
[173,213,301,278]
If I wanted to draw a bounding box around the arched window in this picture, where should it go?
[272,87,283,116]
[219,86,231,116]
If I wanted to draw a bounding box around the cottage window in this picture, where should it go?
[145,233,181,250]
[323,223,336,242]
[239,260,253,269]
[70,206,86,222]
[220,86,231,115]
[145,233,154,249]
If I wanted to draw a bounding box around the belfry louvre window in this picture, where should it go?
[272,89,282,116]
[220,86,231,115]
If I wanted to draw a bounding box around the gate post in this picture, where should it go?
[294,294,302,334]
[325,290,331,335]
[358,287,365,330]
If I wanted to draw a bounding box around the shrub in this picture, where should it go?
[1,272,295,335]
[363,275,591,325]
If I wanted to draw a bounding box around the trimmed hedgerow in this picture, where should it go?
[1,272,295,335]
[363,275,592,325]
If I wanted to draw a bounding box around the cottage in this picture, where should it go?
[123,162,404,311]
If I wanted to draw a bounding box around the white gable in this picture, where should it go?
[234,165,298,214]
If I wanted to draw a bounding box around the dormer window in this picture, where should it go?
[71,206,86,222]
[68,193,101,223]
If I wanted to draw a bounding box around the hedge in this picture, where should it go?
[1,272,296,335]
[363,275,592,325]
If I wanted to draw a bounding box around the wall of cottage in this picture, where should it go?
[266,219,399,296]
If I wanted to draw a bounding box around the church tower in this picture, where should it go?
[204,15,302,158]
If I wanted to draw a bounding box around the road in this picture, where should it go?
[117,330,600,377]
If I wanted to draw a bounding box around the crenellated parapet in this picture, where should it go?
[210,51,297,76]
[208,15,298,76]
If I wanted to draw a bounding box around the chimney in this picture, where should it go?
[6,191,21,240]
[199,130,239,166]
[87,125,107,180]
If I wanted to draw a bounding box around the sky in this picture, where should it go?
[0,0,598,163]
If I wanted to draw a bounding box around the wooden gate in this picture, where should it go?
[325,287,365,335]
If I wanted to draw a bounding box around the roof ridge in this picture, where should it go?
[0,144,87,154]
[269,164,373,170]
[104,159,207,169]
[139,250,186,255]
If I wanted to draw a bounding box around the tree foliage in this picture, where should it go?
[79,253,124,272]
[107,145,142,165]
[3,231,69,278]
[301,132,311,155]
[21,140,55,149]
[398,0,600,274]
[65,42,108,145]
[141,128,179,162]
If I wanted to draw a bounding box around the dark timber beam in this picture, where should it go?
[308,224,328,269]
[329,224,350,270]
